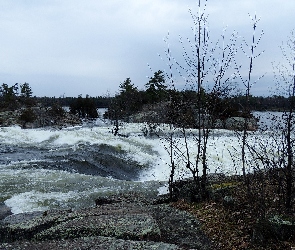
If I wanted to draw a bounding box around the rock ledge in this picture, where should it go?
[0,193,212,250]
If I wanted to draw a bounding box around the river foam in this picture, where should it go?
[0,114,287,214]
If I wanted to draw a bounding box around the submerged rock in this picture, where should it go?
[224,116,258,131]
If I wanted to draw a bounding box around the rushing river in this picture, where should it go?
[0,111,290,214]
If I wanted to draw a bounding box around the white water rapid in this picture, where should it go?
[0,112,286,214]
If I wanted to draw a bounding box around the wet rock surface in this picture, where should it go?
[0,203,12,221]
[0,236,180,250]
[0,193,213,250]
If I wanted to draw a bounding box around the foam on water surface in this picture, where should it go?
[1,163,163,214]
[0,115,289,214]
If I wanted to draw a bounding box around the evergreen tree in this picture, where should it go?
[0,83,19,110]
[69,94,98,119]
[20,82,33,98]
[145,70,167,103]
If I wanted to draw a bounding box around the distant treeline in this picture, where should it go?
[33,94,292,112]
[34,95,112,108]
[0,82,292,113]
[104,71,294,128]
[231,95,294,112]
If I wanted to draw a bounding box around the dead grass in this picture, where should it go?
[171,173,295,250]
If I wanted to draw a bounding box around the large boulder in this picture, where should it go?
[224,117,258,131]
[253,215,295,244]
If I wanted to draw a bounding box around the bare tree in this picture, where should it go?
[242,31,295,212]
[272,31,295,210]
[161,0,239,200]
[235,14,264,193]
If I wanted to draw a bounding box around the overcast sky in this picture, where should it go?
[0,0,294,97]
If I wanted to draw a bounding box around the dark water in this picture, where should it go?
[0,126,164,214]
[0,143,143,181]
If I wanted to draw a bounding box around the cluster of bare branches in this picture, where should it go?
[158,0,294,214]
[160,0,242,200]
[246,31,295,212]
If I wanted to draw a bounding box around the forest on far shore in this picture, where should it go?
[0,81,292,116]
[37,92,292,111]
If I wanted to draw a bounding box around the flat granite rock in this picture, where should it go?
[2,211,43,225]
[0,194,213,249]
[34,213,161,241]
[0,236,180,250]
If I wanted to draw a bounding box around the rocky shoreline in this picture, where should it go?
[0,193,213,250]
[0,107,82,129]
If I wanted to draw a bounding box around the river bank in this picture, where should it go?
[0,107,82,129]
[0,112,293,249]
[0,192,213,250]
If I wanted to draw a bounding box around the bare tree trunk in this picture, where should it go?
[161,0,241,202]
[285,72,295,210]
[239,14,264,196]
[285,111,293,210]
[168,132,176,201]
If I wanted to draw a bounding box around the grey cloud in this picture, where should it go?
[0,0,293,97]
